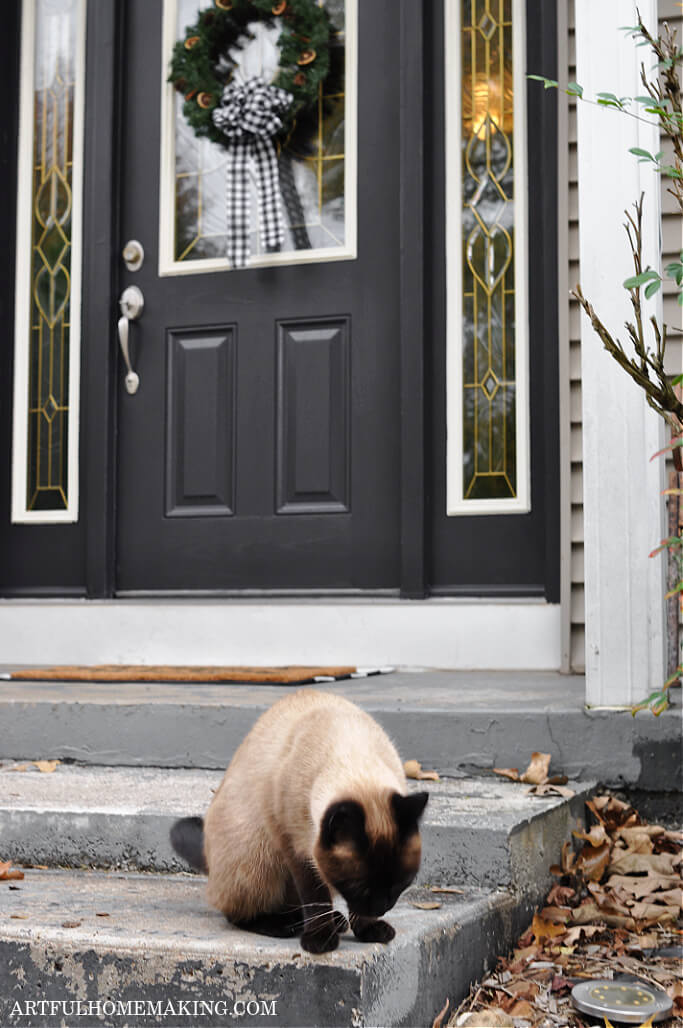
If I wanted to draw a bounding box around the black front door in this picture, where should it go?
[114,0,401,592]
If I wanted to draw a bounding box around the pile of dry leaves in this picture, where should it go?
[434,793,682,1028]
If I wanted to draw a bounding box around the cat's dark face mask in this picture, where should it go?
[316,792,428,917]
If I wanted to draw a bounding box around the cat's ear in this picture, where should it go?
[320,800,367,849]
[391,791,429,836]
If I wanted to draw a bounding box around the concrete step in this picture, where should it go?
[0,764,594,901]
[0,868,532,1028]
[0,670,679,789]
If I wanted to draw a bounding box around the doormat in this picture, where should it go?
[2,666,392,685]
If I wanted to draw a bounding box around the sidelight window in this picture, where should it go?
[11,0,86,522]
[445,0,530,514]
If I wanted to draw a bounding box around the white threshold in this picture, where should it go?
[0,599,561,669]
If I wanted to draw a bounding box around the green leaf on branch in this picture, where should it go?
[628,147,656,161]
[644,279,661,298]
[663,667,683,688]
[631,688,670,716]
[623,269,661,288]
[650,435,683,460]
[664,581,683,600]
[527,75,558,89]
[665,262,683,286]
[596,92,625,109]
[566,82,584,97]
[649,536,683,557]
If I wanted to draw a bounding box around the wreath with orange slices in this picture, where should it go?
[168,0,331,150]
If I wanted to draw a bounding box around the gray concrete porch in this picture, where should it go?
[0,669,679,788]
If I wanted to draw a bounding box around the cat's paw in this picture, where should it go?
[332,910,349,933]
[300,926,340,953]
[352,918,395,944]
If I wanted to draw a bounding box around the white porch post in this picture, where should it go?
[575,0,666,706]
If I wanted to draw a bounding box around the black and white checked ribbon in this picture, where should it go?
[212,77,293,268]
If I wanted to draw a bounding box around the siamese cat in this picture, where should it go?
[170,689,429,953]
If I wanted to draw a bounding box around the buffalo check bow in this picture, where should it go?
[212,76,293,268]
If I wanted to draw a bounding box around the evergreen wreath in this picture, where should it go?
[168,0,331,151]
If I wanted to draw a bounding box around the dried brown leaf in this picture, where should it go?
[430,886,465,894]
[576,841,611,881]
[61,920,82,928]
[547,884,576,906]
[530,913,566,941]
[563,924,604,943]
[410,900,441,910]
[570,901,636,931]
[33,759,60,774]
[403,759,439,781]
[526,783,576,798]
[560,840,576,874]
[520,751,551,785]
[460,1012,514,1028]
[551,974,574,993]
[506,998,536,1018]
[589,795,639,830]
[609,851,678,876]
[431,996,449,1028]
[607,873,680,898]
[573,824,609,847]
[0,861,24,882]
[540,905,572,923]
[629,901,680,922]
[617,825,664,843]
[493,768,519,781]
[625,931,659,952]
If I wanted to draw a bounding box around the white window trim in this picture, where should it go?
[11,0,86,524]
[445,0,531,516]
[158,0,358,277]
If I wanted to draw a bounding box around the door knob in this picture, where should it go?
[118,286,144,394]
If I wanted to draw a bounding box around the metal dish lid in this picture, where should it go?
[572,979,673,1024]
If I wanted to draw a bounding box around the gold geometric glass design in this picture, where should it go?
[461,0,517,500]
[174,0,347,263]
[26,0,78,511]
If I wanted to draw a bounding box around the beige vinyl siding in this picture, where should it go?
[566,0,682,671]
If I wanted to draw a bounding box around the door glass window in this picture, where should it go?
[445,0,530,514]
[12,0,86,522]
[160,0,357,274]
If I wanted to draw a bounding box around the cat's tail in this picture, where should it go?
[170,815,208,873]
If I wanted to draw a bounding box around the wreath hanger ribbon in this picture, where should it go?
[212,76,293,268]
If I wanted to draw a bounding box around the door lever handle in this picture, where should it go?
[117,315,140,394]
[118,285,144,395]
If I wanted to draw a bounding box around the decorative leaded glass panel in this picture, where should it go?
[15,0,85,517]
[461,0,518,501]
[169,0,352,269]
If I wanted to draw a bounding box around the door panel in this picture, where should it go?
[165,326,237,518]
[276,319,350,514]
[115,0,400,592]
